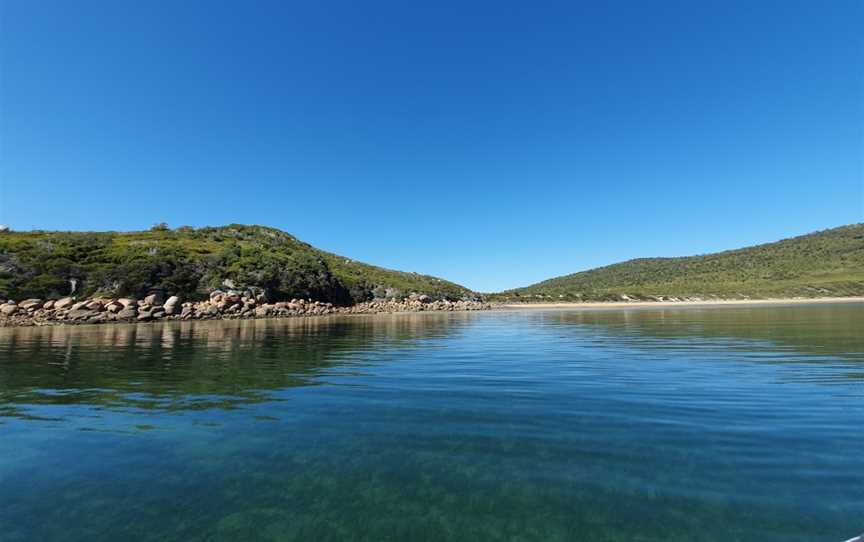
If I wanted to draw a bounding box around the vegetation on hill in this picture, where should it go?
[3,222,861,306]
[0,224,475,304]
[495,224,864,301]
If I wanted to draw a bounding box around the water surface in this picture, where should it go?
[1,304,862,541]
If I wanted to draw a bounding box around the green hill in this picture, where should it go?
[498,224,864,301]
[0,224,475,304]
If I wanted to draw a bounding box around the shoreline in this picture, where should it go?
[493,296,864,311]
[0,295,490,328]
[2,295,862,328]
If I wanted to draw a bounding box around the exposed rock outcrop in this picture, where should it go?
[0,293,490,327]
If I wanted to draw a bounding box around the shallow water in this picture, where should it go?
[1,304,862,541]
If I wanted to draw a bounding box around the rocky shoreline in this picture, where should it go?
[0,291,490,327]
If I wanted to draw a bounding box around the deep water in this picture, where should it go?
[1,304,862,541]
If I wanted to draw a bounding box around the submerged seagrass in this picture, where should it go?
[1,303,862,541]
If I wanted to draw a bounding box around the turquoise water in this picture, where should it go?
[1,304,862,541]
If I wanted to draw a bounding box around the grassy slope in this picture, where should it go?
[497,224,864,301]
[0,224,474,304]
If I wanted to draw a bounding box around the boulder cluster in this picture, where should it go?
[0,291,489,327]
[341,296,489,315]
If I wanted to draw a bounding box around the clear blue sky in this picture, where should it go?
[1,1,862,292]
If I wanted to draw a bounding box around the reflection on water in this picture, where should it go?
[544,303,864,358]
[0,313,472,416]
[0,305,862,541]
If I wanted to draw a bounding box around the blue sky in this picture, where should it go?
[1,1,862,292]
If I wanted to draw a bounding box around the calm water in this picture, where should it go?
[1,304,862,541]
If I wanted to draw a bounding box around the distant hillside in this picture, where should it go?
[499,224,864,301]
[0,224,475,304]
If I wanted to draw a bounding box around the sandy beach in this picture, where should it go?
[495,297,864,311]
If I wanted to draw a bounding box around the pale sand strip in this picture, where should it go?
[495,297,864,311]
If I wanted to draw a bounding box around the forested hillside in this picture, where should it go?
[499,224,864,301]
[0,224,475,304]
